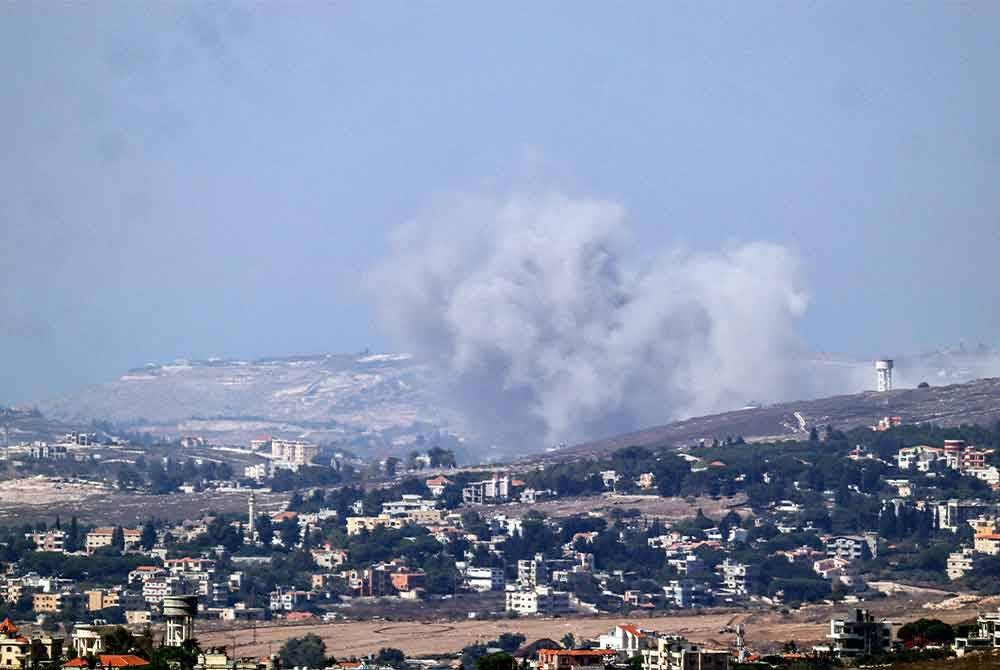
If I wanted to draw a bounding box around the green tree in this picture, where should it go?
[111,526,125,552]
[384,457,401,478]
[257,515,274,546]
[560,633,576,650]
[140,520,156,551]
[476,654,516,670]
[279,517,300,548]
[375,648,406,668]
[279,634,327,669]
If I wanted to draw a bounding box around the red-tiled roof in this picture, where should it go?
[65,655,150,668]
[425,476,452,486]
[0,618,19,635]
[539,649,614,657]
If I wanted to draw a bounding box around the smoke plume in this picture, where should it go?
[369,193,809,448]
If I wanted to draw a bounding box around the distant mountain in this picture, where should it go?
[34,346,1000,456]
[37,353,461,447]
[545,376,1000,460]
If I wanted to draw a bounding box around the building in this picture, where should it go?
[311,546,348,569]
[505,586,571,616]
[268,588,313,612]
[875,359,893,392]
[30,529,67,553]
[597,624,652,655]
[518,553,549,588]
[0,618,63,670]
[463,473,511,505]
[819,609,892,658]
[718,559,755,596]
[947,548,976,580]
[640,636,729,670]
[381,495,438,516]
[825,534,876,561]
[33,591,83,615]
[71,624,105,657]
[465,566,505,592]
[663,580,711,609]
[937,500,990,533]
[346,515,411,536]
[425,476,453,497]
[538,649,616,670]
[389,568,426,593]
[64,655,150,670]
[86,528,142,554]
[270,439,319,466]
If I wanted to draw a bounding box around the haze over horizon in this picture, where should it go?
[3,3,1000,410]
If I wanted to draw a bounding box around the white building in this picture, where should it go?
[504,586,570,615]
[465,566,505,592]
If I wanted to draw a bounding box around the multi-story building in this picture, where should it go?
[32,591,83,615]
[465,566,505,592]
[663,580,712,609]
[538,649,616,670]
[0,618,63,670]
[345,515,411,536]
[425,476,453,497]
[504,586,570,616]
[718,559,755,596]
[947,548,976,580]
[937,500,990,533]
[165,557,217,578]
[85,528,142,554]
[597,624,652,656]
[825,534,876,561]
[311,546,348,569]
[389,568,426,593]
[640,635,729,670]
[29,529,67,553]
[462,474,511,505]
[819,609,893,658]
[268,587,312,612]
[517,553,549,588]
[270,439,319,467]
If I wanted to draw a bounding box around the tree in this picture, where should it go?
[279,634,327,669]
[257,515,274,546]
[140,520,156,551]
[375,648,406,668]
[111,526,125,552]
[495,633,525,652]
[279,517,300,548]
[102,626,137,654]
[560,633,576,649]
[384,457,401,478]
[476,654,516,670]
[65,517,80,552]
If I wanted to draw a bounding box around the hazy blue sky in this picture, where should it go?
[2,2,999,404]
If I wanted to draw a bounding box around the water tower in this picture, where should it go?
[875,359,894,392]
[163,595,198,647]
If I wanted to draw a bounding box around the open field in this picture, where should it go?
[0,477,287,524]
[497,493,748,521]
[200,592,984,659]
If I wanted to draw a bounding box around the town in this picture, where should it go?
[1,362,1000,670]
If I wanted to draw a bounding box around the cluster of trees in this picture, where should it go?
[116,456,234,494]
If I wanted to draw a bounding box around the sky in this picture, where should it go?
[1,2,999,405]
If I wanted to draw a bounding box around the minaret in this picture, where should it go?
[248,492,256,541]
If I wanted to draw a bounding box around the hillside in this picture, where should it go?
[36,353,460,446]
[549,377,1000,459]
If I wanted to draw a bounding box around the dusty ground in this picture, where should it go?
[498,494,748,521]
[0,477,286,524]
[199,593,985,659]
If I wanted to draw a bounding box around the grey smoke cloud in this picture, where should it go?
[369,193,810,447]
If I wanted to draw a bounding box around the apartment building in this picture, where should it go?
[32,591,83,614]
[85,528,142,554]
[270,439,319,466]
[462,474,511,505]
[504,586,571,615]
[640,636,729,670]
